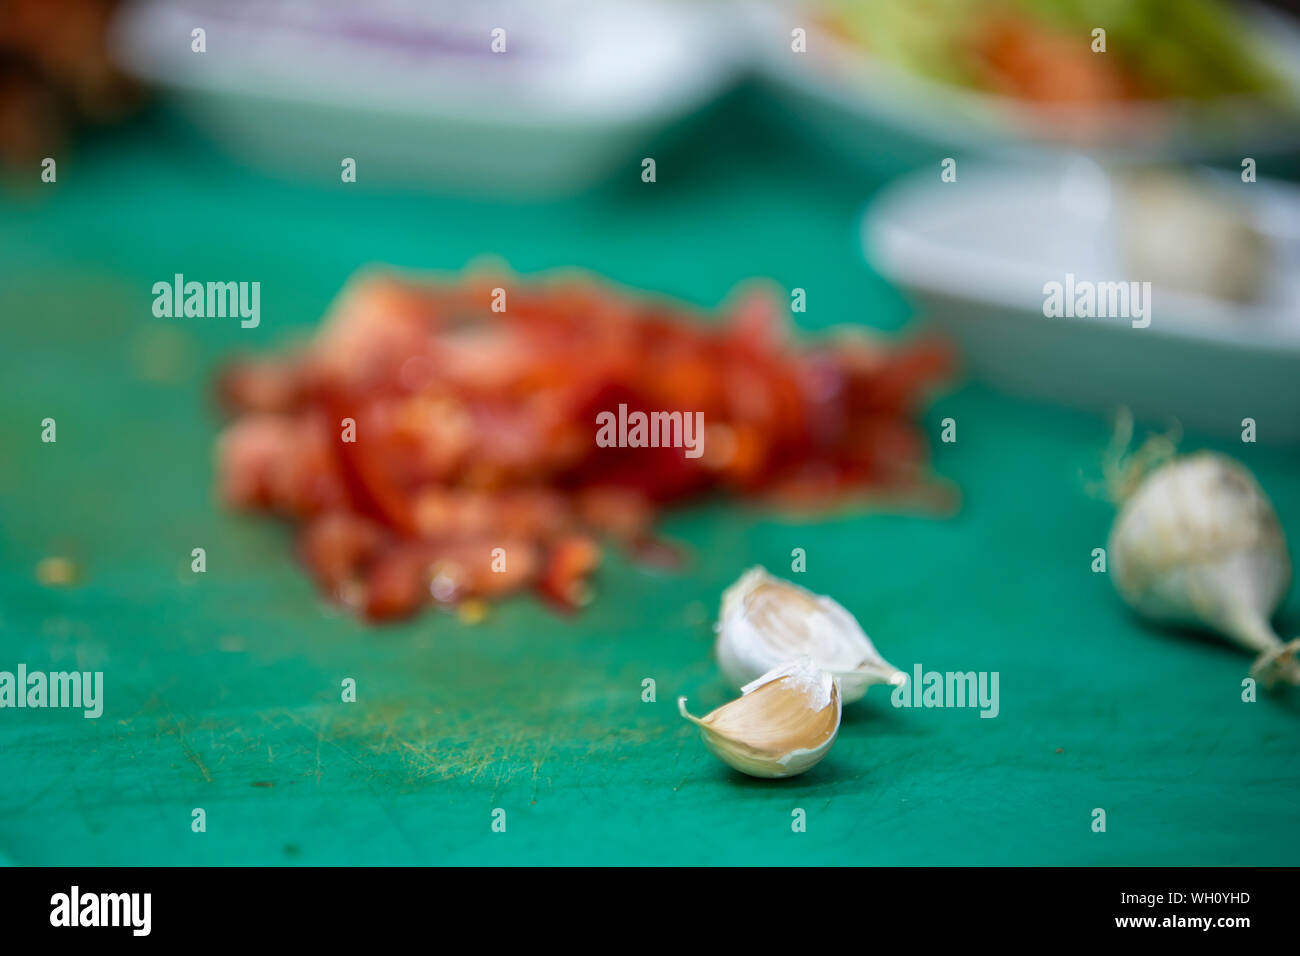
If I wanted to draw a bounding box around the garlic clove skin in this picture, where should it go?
[678,657,841,779]
[1108,451,1299,687]
[716,566,904,703]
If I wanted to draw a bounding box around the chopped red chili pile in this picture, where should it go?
[216,269,953,622]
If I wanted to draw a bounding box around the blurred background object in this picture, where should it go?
[12,0,1300,177]
[108,0,742,195]
[751,0,1300,168]
[0,0,138,165]
[214,268,952,623]
[865,158,1300,442]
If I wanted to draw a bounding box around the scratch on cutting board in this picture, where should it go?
[530,740,552,804]
[273,707,374,782]
[488,724,532,805]
[228,698,667,793]
[155,710,213,784]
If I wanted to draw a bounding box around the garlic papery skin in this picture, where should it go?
[715,566,904,703]
[678,657,841,779]
[1108,450,1299,688]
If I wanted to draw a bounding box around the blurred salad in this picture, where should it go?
[815,0,1289,106]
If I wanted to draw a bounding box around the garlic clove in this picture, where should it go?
[678,657,841,778]
[716,566,904,703]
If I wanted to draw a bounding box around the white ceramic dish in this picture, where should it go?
[748,1,1300,167]
[864,160,1300,443]
[109,0,742,196]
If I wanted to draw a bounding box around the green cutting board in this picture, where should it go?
[1,104,1297,866]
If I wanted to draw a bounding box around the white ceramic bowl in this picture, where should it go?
[110,0,743,196]
[864,159,1300,443]
[747,1,1300,167]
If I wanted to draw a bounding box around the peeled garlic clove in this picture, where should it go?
[678,657,841,778]
[1108,450,1299,688]
[716,566,904,703]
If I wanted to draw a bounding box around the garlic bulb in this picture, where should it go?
[678,658,841,778]
[715,567,904,703]
[1108,449,1299,688]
